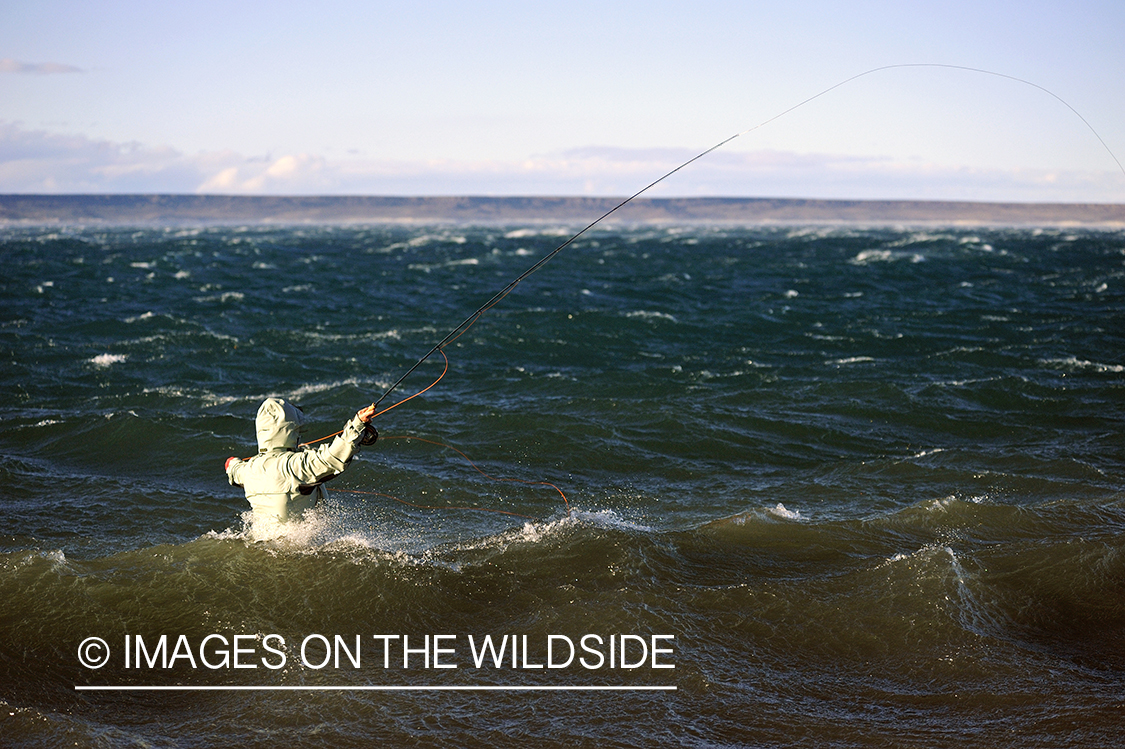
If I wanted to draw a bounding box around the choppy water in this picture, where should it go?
[1,221,1123,747]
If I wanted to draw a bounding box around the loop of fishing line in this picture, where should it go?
[310,62,1124,521]
[371,62,1124,415]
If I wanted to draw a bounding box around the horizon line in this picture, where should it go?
[3,192,1124,206]
[75,684,678,692]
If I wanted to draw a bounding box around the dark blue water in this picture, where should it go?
[1,222,1123,747]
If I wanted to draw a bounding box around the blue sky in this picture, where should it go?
[2,1,1123,201]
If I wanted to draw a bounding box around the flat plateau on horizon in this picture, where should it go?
[2,194,1123,226]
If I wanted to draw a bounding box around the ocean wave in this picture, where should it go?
[906,447,947,460]
[284,328,402,345]
[768,503,801,521]
[407,257,480,272]
[705,503,807,529]
[123,311,158,323]
[192,291,245,303]
[849,249,925,265]
[409,232,467,246]
[887,230,956,247]
[568,508,655,533]
[625,310,677,322]
[1041,356,1125,373]
[1,548,70,573]
[784,226,855,240]
[140,385,240,407]
[285,377,392,401]
[826,356,875,365]
[503,227,572,239]
[190,500,632,568]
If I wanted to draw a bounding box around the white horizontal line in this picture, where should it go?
[75,685,676,692]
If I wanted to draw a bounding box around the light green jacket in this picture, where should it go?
[226,398,370,522]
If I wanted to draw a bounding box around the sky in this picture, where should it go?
[1,0,1123,202]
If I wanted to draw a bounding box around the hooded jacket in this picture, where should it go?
[225,398,372,522]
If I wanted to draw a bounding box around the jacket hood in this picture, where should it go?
[256,397,305,451]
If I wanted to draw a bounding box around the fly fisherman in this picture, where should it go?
[225,398,379,523]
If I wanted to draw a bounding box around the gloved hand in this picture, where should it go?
[225,456,240,471]
[356,404,378,445]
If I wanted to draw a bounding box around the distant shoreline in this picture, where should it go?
[2,194,1123,226]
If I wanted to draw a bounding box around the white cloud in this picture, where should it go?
[0,58,83,74]
[199,153,331,192]
[0,121,1121,202]
[0,122,220,192]
[196,166,240,192]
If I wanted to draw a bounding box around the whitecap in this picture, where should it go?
[850,249,924,265]
[90,353,127,367]
[570,508,654,532]
[193,291,245,303]
[141,385,239,408]
[405,233,467,248]
[284,376,391,401]
[626,310,677,322]
[850,249,894,264]
[1042,356,1124,373]
[768,503,801,521]
[908,447,946,459]
[124,311,157,323]
[827,356,875,366]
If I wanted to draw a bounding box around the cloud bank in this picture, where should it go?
[1,122,1121,203]
[0,58,83,74]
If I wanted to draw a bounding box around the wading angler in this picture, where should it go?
[225,398,379,523]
